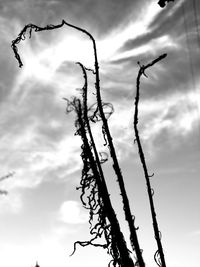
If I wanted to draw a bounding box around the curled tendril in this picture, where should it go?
[88,102,114,123]
[64,71,123,267]
[63,97,76,113]
[74,137,114,259]
[102,125,108,146]
[88,103,100,123]
[154,250,162,267]
[67,98,108,254]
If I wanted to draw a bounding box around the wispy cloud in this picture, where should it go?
[101,84,200,161]
[0,135,82,191]
[1,0,198,191]
[140,88,200,138]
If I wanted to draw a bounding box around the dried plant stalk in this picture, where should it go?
[65,62,135,267]
[12,22,136,265]
[11,21,169,267]
[133,54,167,267]
[12,20,145,266]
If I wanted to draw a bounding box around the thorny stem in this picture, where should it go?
[74,99,134,267]
[79,25,145,267]
[76,62,135,267]
[134,53,167,267]
[12,20,144,266]
[12,20,134,266]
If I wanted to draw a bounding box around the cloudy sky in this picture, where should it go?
[0,0,200,266]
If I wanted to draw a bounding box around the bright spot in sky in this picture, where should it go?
[14,1,163,88]
[16,32,95,89]
[59,200,88,224]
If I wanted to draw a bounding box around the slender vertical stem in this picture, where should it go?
[77,62,135,267]
[133,54,167,267]
[70,23,145,267]
[58,21,145,266]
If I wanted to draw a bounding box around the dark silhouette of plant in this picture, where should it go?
[11,20,144,267]
[64,62,135,267]
[134,54,167,267]
[83,28,146,267]
[11,20,169,267]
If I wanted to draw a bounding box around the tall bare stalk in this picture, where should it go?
[12,20,144,266]
[12,25,136,265]
[133,54,167,267]
[65,62,135,267]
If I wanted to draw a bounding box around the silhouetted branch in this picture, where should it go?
[11,23,63,68]
[11,20,143,266]
[134,54,167,267]
[86,26,145,267]
[65,63,135,267]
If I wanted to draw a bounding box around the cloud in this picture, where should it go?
[1,0,154,39]
[140,88,200,140]
[1,0,198,192]
[0,134,82,191]
[1,20,86,191]
[100,84,200,161]
[1,0,198,191]
[96,1,163,63]
[58,200,88,224]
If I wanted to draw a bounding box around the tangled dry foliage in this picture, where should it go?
[64,62,135,267]
[12,20,168,267]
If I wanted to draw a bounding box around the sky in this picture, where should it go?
[0,0,200,266]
